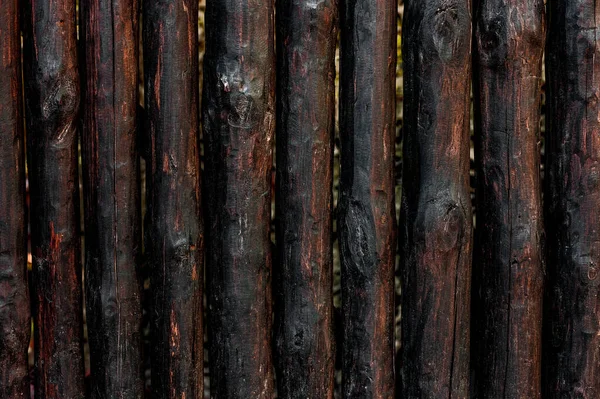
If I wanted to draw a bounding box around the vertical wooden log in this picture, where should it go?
[0,0,30,397]
[472,1,545,398]
[274,0,336,397]
[80,0,143,397]
[398,1,472,397]
[21,0,85,397]
[202,0,275,396]
[544,1,600,397]
[338,0,396,396]
[143,0,203,397]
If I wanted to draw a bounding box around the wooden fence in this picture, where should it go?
[1,0,599,398]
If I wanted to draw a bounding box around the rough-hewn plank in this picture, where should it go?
[202,0,275,396]
[339,0,397,396]
[80,0,143,397]
[143,0,203,397]
[398,1,473,397]
[0,0,30,397]
[21,0,85,396]
[273,0,336,397]
[471,1,545,398]
[544,1,600,397]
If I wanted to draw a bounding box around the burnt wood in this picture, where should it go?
[0,0,30,396]
[544,1,600,397]
[202,0,276,396]
[22,0,85,396]
[274,0,337,397]
[80,0,143,397]
[399,1,473,397]
[143,0,204,397]
[471,1,546,398]
[339,0,397,396]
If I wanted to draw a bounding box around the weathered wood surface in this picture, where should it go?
[22,0,85,396]
[0,0,30,397]
[274,0,336,397]
[80,0,143,397]
[339,0,396,396]
[471,1,545,398]
[202,0,275,396]
[399,1,473,397]
[544,1,600,397]
[143,0,204,397]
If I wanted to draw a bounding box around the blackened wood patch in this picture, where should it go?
[339,0,397,396]
[399,1,473,397]
[203,0,276,396]
[544,1,600,397]
[0,0,30,396]
[22,0,85,396]
[143,0,204,397]
[80,0,143,397]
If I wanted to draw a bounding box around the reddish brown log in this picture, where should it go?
[202,0,275,396]
[80,0,143,397]
[143,0,204,397]
[0,0,30,397]
[338,0,397,396]
[274,0,336,397]
[22,0,85,397]
[544,1,600,397]
[471,1,546,398]
[398,1,473,397]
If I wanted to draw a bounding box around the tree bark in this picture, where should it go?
[398,1,473,397]
[544,1,600,397]
[273,0,336,397]
[0,0,30,397]
[143,1,204,397]
[202,0,275,396]
[22,0,85,396]
[471,1,545,398]
[80,0,143,397]
[339,0,397,397]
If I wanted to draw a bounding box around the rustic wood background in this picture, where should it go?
[2,0,599,398]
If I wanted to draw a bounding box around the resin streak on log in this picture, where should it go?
[339,0,397,396]
[399,1,473,397]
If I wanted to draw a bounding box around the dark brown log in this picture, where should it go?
[338,0,396,396]
[398,1,473,397]
[274,0,336,397]
[80,0,143,397]
[544,1,600,397]
[143,1,203,397]
[21,0,85,397]
[202,0,275,396]
[471,1,545,398]
[0,0,30,397]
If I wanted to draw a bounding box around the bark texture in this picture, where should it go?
[143,0,204,397]
[202,0,276,396]
[339,0,397,396]
[471,1,546,398]
[274,0,336,397]
[399,1,473,397]
[22,0,85,397]
[80,0,143,397]
[0,0,30,396]
[544,1,600,397]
